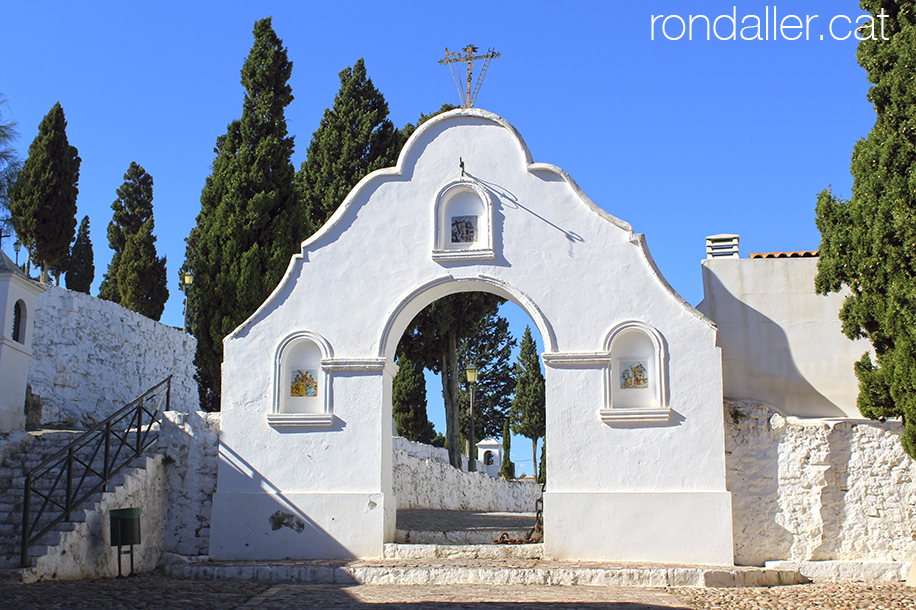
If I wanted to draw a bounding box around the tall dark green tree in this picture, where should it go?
[392,353,429,441]
[457,311,517,444]
[9,102,80,281]
[510,326,546,480]
[296,58,399,231]
[66,215,94,294]
[100,162,154,302]
[498,418,515,480]
[399,293,503,468]
[117,217,168,320]
[814,1,916,457]
[0,96,21,244]
[184,17,299,410]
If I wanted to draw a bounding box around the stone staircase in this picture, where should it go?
[0,428,150,570]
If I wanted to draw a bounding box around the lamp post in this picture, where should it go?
[465,363,478,472]
[13,241,21,266]
[181,271,194,332]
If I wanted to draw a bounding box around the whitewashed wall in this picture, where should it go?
[28,286,198,427]
[158,411,220,557]
[393,437,540,512]
[698,257,870,418]
[726,401,916,566]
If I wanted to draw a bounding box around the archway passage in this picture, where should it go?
[210,108,733,565]
[390,292,546,546]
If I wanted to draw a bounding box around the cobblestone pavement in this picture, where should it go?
[0,573,912,609]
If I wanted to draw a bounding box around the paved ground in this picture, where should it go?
[0,573,912,609]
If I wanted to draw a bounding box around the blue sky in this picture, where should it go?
[1,1,878,469]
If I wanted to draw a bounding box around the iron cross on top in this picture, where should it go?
[439,44,500,108]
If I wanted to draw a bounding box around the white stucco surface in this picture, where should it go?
[0,264,45,432]
[27,286,198,426]
[393,437,540,511]
[212,108,732,564]
[698,257,869,418]
[726,401,916,566]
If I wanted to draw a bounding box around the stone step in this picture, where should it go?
[395,528,532,545]
[384,543,542,560]
[164,557,805,588]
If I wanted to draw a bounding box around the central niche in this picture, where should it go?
[432,180,495,262]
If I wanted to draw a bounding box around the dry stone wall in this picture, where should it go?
[28,286,197,426]
[157,412,220,557]
[726,401,916,566]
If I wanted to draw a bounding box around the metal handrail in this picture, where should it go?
[20,376,171,567]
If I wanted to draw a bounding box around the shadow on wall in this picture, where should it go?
[699,270,846,418]
[215,442,355,560]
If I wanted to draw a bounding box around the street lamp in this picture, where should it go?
[13,241,21,266]
[465,363,478,472]
[181,271,194,333]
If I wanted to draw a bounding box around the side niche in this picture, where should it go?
[601,321,670,424]
[268,331,333,428]
[432,180,495,262]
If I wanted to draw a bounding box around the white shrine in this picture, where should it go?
[210,108,733,565]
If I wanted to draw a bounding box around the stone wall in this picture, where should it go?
[726,401,916,566]
[157,411,220,557]
[393,437,541,512]
[28,286,197,427]
[26,455,168,582]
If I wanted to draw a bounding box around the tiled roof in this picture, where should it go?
[749,251,818,259]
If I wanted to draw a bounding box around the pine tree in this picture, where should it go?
[100,162,154,303]
[184,17,299,411]
[510,326,546,480]
[296,58,399,231]
[814,1,916,457]
[392,353,429,441]
[398,292,502,468]
[117,218,168,320]
[9,102,80,281]
[457,311,517,443]
[66,215,94,294]
[498,418,515,480]
[0,96,22,243]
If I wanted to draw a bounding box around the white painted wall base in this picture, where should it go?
[543,491,734,565]
[209,492,393,560]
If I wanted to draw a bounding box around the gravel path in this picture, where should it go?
[672,583,915,609]
[0,572,912,609]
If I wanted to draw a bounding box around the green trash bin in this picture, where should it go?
[110,507,141,577]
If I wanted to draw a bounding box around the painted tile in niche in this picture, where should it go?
[620,361,648,390]
[291,369,318,397]
[451,216,477,243]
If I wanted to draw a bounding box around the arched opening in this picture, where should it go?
[11,300,25,344]
[384,279,549,546]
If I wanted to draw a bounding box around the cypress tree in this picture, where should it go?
[392,353,429,441]
[510,326,546,480]
[100,162,154,302]
[814,1,916,457]
[498,418,515,480]
[457,311,517,442]
[66,215,94,294]
[296,58,399,231]
[117,217,168,320]
[9,102,80,281]
[184,17,299,410]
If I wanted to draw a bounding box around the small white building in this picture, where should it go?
[210,108,733,565]
[475,438,503,478]
[0,252,44,432]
